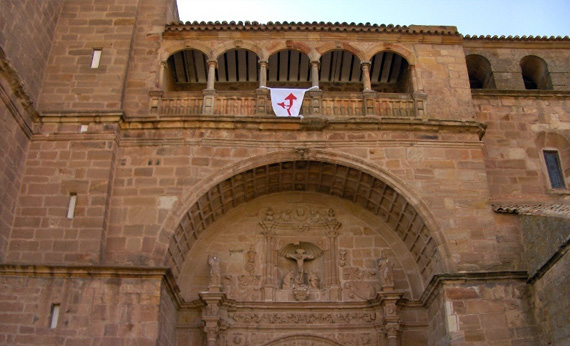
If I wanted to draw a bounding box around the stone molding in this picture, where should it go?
[471,89,570,98]
[0,47,38,138]
[492,203,570,219]
[230,311,376,325]
[419,271,528,306]
[0,264,183,308]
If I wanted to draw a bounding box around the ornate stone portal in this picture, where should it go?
[195,205,404,346]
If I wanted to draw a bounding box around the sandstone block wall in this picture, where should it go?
[0,0,62,103]
[6,123,118,265]
[0,271,169,346]
[435,281,538,345]
[39,0,139,111]
[0,92,30,261]
[531,250,570,346]
[464,46,570,91]
[414,44,474,119]
[521,215,570,276]
[473,96,570,201]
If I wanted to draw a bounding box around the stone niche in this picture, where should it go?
[177,192,425,346]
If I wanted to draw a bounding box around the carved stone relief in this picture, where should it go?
[223,274,262,301]
[230,311,376,325]
[341,266,380,301]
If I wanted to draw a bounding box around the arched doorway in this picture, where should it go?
[167,158,444,345]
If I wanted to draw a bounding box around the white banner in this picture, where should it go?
[267,87,317,117]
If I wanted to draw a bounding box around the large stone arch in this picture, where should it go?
[211,40,264,61]
[160,40,212,61]
[266,41,313,59]
[154,150,450,288]
[362,43,415,65]
[316,41,365,62]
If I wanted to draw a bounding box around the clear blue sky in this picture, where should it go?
[177,0,570,37]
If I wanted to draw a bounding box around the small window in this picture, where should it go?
[50,304,60,328]
[67,193,77,219]
[91,49,102,68]
[544,150,566,189]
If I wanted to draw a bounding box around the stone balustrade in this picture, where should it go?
[150,90,425,118]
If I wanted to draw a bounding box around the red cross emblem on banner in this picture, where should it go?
[277,93,297,116]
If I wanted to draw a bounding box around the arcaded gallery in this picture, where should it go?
[0,0,569,345]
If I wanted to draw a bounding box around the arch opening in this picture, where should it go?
[520,55,552,90]
[267,49,312,88]
[466,54,496,89]
[369,51,412,93]
[167,160,443,290]
[215,48,259,91]
[319,50,362,92]
[165,49,208,91]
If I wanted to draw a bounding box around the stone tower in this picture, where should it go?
[1,1,569,345]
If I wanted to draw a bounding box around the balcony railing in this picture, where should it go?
[151,90,425,118]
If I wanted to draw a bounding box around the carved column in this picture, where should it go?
[259,60,268,88]
[361,62,376,116]
[325,222,341,301]
[381,293,402,346]
[260,221,277,301]
[361,61,372,91]
[200,290,226,346]
[202,60,217,115]
[255,61,270,115]
[206,60,217,90]
[310,60,320,88]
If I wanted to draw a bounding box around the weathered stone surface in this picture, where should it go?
[0,1,569,345]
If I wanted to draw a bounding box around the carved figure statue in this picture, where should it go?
[308,272,320,289]
[282,271,294,289]
[264,207,274,221]
[378,254,394,288]
[208,255,221,287]
[286,248,314,274]
[245,245,256,274]
[294,272,304,287]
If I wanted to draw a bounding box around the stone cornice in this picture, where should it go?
[34,111,486,140]
[0,264,184,309]
[119,115,487,139]
[471,89,570,98]
[420,271,529,306]
[39,110,125,123]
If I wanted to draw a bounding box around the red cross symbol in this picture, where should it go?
[277,93,297,116]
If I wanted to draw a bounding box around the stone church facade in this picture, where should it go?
[1,1,569,345]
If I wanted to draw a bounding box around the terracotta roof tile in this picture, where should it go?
[165,21,460,36]
[492,203,570,219]
[464,34,570,42]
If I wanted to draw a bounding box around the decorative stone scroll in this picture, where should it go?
[259,207,341,234]
[230,311,376,324]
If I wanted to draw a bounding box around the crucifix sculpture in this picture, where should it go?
[286,248,314,274]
